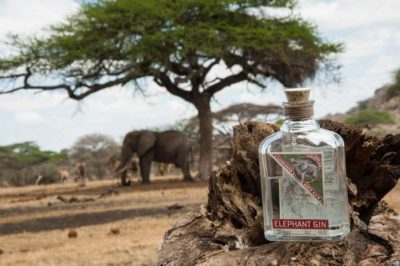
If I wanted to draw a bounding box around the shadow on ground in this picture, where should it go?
[0,203,198,236]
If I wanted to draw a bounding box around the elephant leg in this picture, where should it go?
[182,161,193,181]
[139,154,152,184]
[121,169,130,186]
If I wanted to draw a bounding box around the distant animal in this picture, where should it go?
[119,130,192,186]
[58,169,70,183]
[75,161,87,186]
[35,174,55,185]
[158,163,173,176]
[109,158,122,177]
[35,175,44,185]
[292,159,319,183]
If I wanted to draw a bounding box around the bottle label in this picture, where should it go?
[272,219,329,229]
[269,152,324,203]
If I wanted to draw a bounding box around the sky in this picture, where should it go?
[0,0,399,151]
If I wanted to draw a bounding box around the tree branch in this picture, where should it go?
[0,66,146,100]
[170,62,192,76]
[0,73,27,80]
[156,73,193,102]
[247,76,266,89]
[72,72,144,99]
[203,59,220,76]
[205,71,247,96]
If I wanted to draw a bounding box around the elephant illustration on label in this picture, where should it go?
[291,158,319,183]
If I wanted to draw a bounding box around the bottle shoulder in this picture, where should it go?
[322,128,345,146]
[259,131,283,155]
[259,127,344,154]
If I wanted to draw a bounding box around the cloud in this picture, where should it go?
[298,0,400,31]
[0,0,78,35]
[14,111,45,124]
[0,0,78,56]
[0,91,68,111]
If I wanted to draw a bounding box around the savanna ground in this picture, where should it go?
[0,175,399,266]
[0,174,208,266]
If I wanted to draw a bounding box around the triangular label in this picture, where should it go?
[269,152,324,203]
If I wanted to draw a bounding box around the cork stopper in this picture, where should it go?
[284,88,310,104]
[283,88,314,120]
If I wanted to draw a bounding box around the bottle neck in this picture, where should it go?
[283,100,314,121]
[280,118,320,133]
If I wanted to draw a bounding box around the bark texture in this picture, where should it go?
[197,101,214,180]
[157,120,400,266]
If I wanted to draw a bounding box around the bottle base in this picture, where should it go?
[264,225,350,242]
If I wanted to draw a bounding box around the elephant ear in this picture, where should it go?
[137,131,157,156]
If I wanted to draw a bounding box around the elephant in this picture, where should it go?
[119,130,193,186]
[292,158,319,183]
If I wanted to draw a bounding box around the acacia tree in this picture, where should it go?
[0,0,341,180]
[69,134,120,178]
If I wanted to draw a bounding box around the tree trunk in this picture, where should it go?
[157,120,400,265]
[195,96,213,180]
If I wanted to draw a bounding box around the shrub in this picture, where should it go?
[387,84,400,98]
[344,110,395,127]
[386,69,400,98]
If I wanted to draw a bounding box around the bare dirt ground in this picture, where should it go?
[0,175,208,266]
[0,175,399,266]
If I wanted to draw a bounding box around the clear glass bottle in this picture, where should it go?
[259,88,350,241]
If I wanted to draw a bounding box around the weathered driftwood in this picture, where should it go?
[157,120,400,265]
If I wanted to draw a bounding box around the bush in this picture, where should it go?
[386,69,400,98]
[0,163,59,187]
[344,110,395,127]
[387,84,400,98]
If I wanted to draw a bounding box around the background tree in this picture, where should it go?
[69,134,120,179]
[0,0,341,180]
[0,142,67,186]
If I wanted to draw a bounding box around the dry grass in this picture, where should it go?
[0,175,208,266]
[0,174,399,266]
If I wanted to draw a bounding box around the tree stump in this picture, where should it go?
[157,120,400,265]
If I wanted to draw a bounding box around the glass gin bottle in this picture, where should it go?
[259,88,350,241]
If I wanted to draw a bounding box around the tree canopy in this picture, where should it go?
[0,0,340,96]
[0,142,67,186]
[69,133,120,178]
[0,0,342,179]
[0,142,66,166]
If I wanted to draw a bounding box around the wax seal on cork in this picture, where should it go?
[283,88,314,120]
